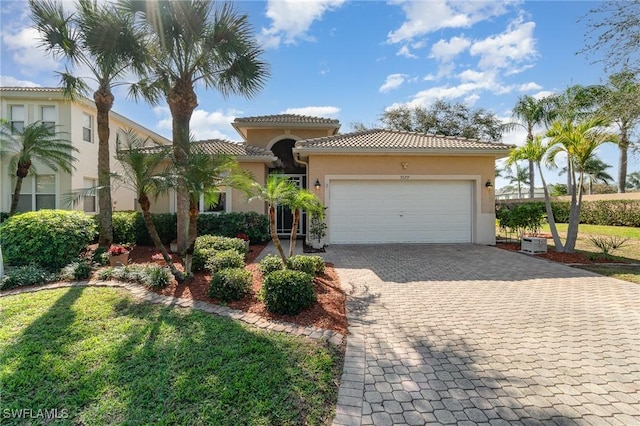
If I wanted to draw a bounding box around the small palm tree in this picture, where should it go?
[582,157,613,195]
[287,190,324,258]
[503,165,530,199]
[627,171,640,191]
[546,117,618,251]
[250,174,298,265]
[0,121,78,216]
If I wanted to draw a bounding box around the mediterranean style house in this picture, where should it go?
[1,87,512,245]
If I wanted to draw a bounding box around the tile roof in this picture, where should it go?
[0,86,62,93]
[295,129,513,152]
[131,139,276,158]
[234,114,339,126]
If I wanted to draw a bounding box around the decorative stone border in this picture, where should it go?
[1,279,345,347]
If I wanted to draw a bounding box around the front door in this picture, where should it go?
[276,174,306,236]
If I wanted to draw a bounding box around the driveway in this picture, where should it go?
[324,244,640,426]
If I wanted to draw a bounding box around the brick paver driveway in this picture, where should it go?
[324,244,640,426]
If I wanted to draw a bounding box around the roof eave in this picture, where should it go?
[293,147,512,158]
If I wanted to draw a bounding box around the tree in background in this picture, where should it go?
[287,190,324,258]
[0,121,78,216]
[627,171,640,191]
[503,95,556,198]
[357,101,503,142]
[30,0,146,247]
[121,0,269,252]
[503,165,530,199]
[581,157,614,195]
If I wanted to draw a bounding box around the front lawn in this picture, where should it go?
[0,287,341,425]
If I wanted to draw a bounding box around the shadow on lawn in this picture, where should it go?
[1,287,339,425]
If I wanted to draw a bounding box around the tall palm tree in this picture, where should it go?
[546,117,618,252]
[30,0,147,247]
[287,189,324,258]
[581,157,613,195]
[0,121,78,216]
[507,135,563,250]
[503,95,555,198]
[596,70,640,193]
[121,0,269,252]
[503,165,530,199]
[112,131,185,282]
[250,174,298,265]
[627,171,640,191]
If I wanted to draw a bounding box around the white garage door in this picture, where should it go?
[329,180,472,244]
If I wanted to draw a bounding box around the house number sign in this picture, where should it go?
[400,175,410,180]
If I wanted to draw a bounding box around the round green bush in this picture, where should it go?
[0,210,97,271]
[204,250,245,273]
[59,260,94,281]
[287,255,325,276]
[261,270,316,315]
[193,235,247,272]
[208,268,252,302]
[259,254,284,276]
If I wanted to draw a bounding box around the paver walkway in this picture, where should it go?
[325,244,640,425]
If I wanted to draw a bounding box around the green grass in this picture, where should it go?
[0,287,342,425]
[579,265,640,284]
[540,223,640,240]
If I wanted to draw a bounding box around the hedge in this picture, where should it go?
[496,199,640,227]
[108,211,270,245]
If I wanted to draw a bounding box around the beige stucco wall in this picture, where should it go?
[232,162,268,213]
[242,128,335,149]
[307,154,499,245]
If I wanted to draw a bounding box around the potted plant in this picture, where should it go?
[108,244,130,267]
[170,240,179,253]
[236,233,250,251]
[309,214,327,249]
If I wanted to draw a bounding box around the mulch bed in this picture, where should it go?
[496,242,619,264]
[126,244,348,335]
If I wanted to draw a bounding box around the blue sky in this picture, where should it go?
[1,0,637,189]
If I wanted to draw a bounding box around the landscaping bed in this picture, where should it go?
[496,242,622,264]
[125,244,348,335]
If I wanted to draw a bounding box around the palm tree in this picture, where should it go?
[120,0,269,252]
[173,150,254,278]
[627,171,640,191]
[507,135,563,250]
[503,95,555,198]
[112,131,185,282]
[0,121,78,216]
[546,117,618,252]
[30,0,147,247]
[250,174,298,265]
[596,70,640,193]
[581,157,613,195]
[503,165,530,199]
[287,190,324,258]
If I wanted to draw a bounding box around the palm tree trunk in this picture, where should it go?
[528,160,535,198]
[565,171,585,252]
[139,194,185,283]
[168,82,197,252]
[182,198,199,280]
[269,204,287,264]
[537,162,564,252]
[9,174,25,216]
[618,136,629,193]
[288,208,300,258]
[95,88,114,247]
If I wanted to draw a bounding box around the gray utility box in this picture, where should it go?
[521,237,548,254]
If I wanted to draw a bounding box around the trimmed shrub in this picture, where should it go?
[204,250,245,273]
[287,255,325,275]
[1,264,51,290]
[97,264,170,289]
[198,212,270,243]
[261,270,316,315]
[0,212,9,224]
[495,202,545,238]
[208,268,252,301]
[193,235,247,272]
[59,260,93,281]
[259,254,284,276]
[0,210,97,271]
[111,211,139,245]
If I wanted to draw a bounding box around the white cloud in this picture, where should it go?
[458,69,490,83]
[0,75,40,87]
[396,45,418,59]
[259,0,346,48]
[387,0,517,44]
[155,106,241,141]
[518,82,542,92]
[2,27,60,75]
[430,36,471,62]
[281,106,340,118]
[379,74,407,93]
[532,90,555,100]
[469,18,537,71]
[423,74,436,81]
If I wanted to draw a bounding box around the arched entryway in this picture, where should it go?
[270,138,307,236]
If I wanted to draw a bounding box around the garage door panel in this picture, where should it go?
[329,180,472,244]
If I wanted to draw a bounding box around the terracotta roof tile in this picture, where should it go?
[295,129,513,151]
[234,114,339,125]
[133,139,276,158]
[0,86,62,92]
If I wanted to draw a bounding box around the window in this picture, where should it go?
[82,112,93,142]
[199,191,227,213]
[83,178,97,213]
[10,105,24,134]
[11,174,56,212]
[41,106,56,132]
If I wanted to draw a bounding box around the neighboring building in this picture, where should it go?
[496,187,547,200]
[1,89,512,245]
[0,87,171,214]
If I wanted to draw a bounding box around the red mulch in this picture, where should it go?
[126,244,348,335]
[496,242,618,264]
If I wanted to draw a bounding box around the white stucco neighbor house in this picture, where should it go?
[1,87,513,245]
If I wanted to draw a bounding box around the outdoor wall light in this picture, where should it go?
[314,179,321,190]
[401,162,408,169]
[485,180,494,190]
